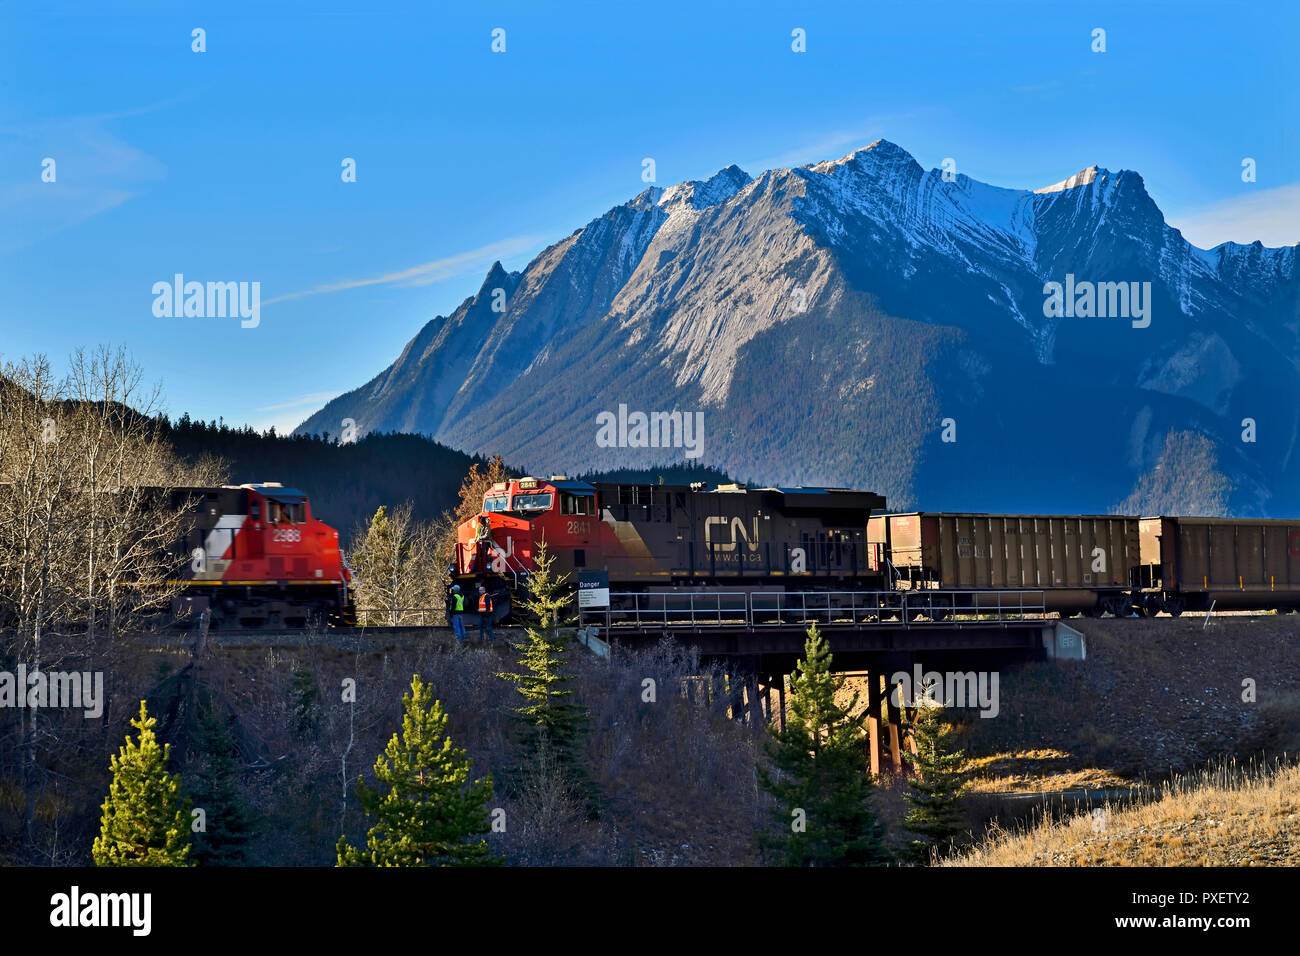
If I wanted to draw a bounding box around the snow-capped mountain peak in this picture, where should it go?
[1036,165,1101,193]
[657,164,754,212]
[296,140,1300,518]
[807,138,921,175]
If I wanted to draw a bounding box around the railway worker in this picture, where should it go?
[477,584,495,643]
[474,515,494,572]
[449,585,467,643]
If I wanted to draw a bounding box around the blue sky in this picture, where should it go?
[2,0,1296,433]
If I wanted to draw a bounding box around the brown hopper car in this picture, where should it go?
[1137,517,1300,615]
[867,512,1140,616]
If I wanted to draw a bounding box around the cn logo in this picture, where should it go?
[490,536,515,572]
[704,517,760,553]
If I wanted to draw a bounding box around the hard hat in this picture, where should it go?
[451,585,460,592]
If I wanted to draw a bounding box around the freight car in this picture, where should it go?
[867,512,1140,617]
[165,482,354,628]
[453,476,887,594]
[1135,517,1300,616]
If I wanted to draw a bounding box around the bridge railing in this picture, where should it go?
[580,589,1047,630]
[896,588,1047,623]
[749,590,904,626]
[582,591,752,629]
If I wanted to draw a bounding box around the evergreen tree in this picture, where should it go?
[336,674,499,866]
[92,700,193,866]
[901,700,968,863]
[497,542,589,791]
[758,625,887,866]
[189,692,257,866]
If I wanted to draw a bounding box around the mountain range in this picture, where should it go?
[296,140,1300,515]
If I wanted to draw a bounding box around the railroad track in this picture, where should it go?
[130,622,526,650]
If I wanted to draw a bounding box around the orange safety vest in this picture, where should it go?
[478,593,493,613]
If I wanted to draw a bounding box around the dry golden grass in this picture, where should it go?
[963,750,1131,794]
[947,759,1300,866]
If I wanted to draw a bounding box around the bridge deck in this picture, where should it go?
[577,589,1065,657]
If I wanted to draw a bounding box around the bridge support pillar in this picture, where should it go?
[777,675,787,732]
[866,669,882,777]
[905,705,919,765]
[866,655,918,777]
[885,677,905,774]
[726,657,763,724]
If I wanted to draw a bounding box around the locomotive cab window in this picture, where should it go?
[512,493,553,513]
[483,495,509,513]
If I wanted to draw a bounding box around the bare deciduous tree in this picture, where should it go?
[0,347,227,855]
[349,502,443,625]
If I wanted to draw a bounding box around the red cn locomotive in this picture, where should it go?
[167,482,354,628]
[453,476,887,601]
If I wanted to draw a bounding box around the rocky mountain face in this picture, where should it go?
[296,141,1299,516]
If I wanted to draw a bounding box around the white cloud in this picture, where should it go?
[1166,183,1300,249]
[247,411,313,436]
[245,390,348,435]
[255,391,342,414]
[0,113,168,252]
[262,235,543,306]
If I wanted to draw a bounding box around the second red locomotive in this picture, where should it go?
[167,482,354,628]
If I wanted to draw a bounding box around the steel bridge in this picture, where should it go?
[138,589,1084,778]
[577,589,1084,775]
